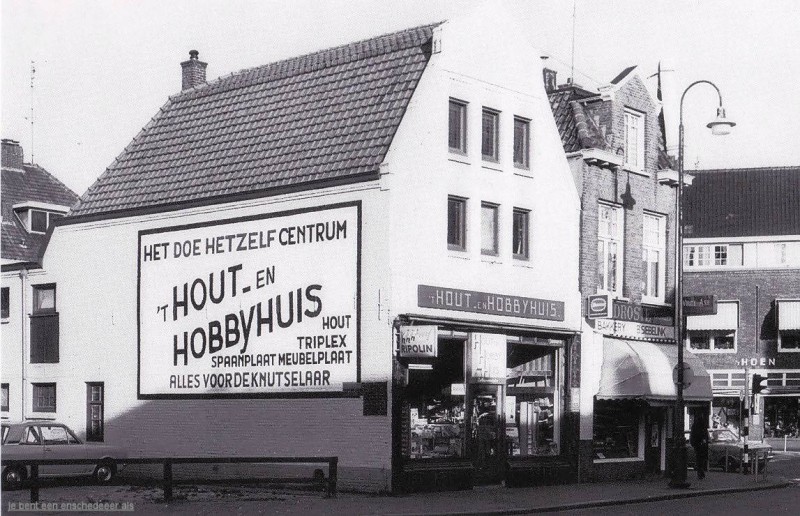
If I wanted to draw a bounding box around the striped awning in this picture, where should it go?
[596,338,712,402]
[779,300,800,331]
[686,301,738,331]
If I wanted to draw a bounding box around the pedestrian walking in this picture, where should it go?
[690,415,709,479]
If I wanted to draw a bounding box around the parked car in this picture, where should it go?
[686,428,773,471]
[1,421,126,489]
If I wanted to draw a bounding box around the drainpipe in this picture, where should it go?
[19,268,28,420]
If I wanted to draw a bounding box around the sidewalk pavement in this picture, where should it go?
[3,470,794,515]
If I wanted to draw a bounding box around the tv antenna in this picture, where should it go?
[30,60,36,164]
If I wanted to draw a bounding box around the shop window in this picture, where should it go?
[1,383,8,412]
[763,397,799,438]
[597,203,623,295]
[30,284,59,363]
[447,196,467,251]
[712,397,742,435]
[448,99,467,154]
[481,108,499,161]
[32,383,56,413]
[512,208,529,259]
[1,287,8,320]
[642,213,665,302]
[405,340,466,459]
[513,117,530,168]
[623,109,644,171]
[506,344,561,456]
[86,383,104,442]
[593,399,644,460]
[480,203,499,255]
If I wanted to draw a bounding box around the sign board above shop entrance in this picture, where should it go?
[137,203,361,398]
[398,325,438,358]
[595,318,676,341]
[417,285,565,321]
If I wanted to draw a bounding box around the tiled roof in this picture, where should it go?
[1,164,79,263]
[70,24,438,217]
[547,88,601,153]
[684,166,800,238]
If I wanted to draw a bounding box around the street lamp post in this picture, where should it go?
[670,80,735,488]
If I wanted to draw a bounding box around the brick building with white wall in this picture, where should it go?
[1,139,79,424]
[27,6,582,492]
[683,166,800,448]
[548,67,712,481]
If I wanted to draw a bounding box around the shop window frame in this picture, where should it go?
[592,399,646,462]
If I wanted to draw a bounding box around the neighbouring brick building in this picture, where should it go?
[683,166,800,447]
[548,66,712,481]
[29,5,584,492]
[1,138,80,422]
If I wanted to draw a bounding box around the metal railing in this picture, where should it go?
[2,456,338,503]
[721,447,770,480]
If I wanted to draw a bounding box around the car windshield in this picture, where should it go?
[711,429,739,442]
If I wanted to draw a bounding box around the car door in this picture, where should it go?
[40,424,87,477]
[17,426,45,477]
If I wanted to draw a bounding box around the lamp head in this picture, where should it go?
[707,106,736,136]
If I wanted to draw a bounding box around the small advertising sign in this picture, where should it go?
[595,318,676,341]
[587,294,611,319]
[467,333,507,383]
[398,325,438,358]
[683,295,718,316]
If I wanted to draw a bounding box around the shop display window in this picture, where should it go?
[763,397,800,438]
[593,399,643,459]
[405,340,466,459]
[712,397,742,435]
[506,345,560,457]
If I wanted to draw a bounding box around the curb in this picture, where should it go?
[388,480,795,516]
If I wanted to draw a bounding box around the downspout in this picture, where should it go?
[19,268,28,420]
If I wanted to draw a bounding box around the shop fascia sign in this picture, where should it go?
[398,325,438,358]
[593,299,676,340]
[683,295,717,316]
[418,285,564,321]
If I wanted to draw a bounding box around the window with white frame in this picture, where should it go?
[597,203,623,294]
[642,213,666,301]
[778,300,800,352]
[481,202,499,255]
[623,109,645,170]
[687,301,738,353]
[684,244,742,268]
[758,241,800,267]
[513,117,530,168]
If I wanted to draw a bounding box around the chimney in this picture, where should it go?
[180,50,207,91]
[542,68,558,93]
[1,139,24,170]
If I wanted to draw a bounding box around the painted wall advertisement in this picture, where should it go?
[138,203,360,397]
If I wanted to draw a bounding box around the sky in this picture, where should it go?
[2,0,799,195]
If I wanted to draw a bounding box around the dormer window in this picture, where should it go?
[13,202,69,234]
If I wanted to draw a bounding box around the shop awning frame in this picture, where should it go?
[596,338,712,403]
[778,300,800,331]
[686,301,739,331]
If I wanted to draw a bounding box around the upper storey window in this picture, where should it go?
[642,213,666,302]
[449,99,467,154]
[513,117,530,168]
[684,244,743,268]
[623,109,645,171]
[598,203,624,295]
[481,108,499,161]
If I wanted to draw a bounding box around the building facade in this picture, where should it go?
[1,138,79,423]
[548,67,712,481]
[32,7,583,492]
[683,166,800,447]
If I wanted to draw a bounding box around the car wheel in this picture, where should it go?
[2,466,26,490]
[93,463,116,484]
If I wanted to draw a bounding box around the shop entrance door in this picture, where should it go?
[467,383,505,484]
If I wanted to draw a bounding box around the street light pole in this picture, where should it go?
[670,80,735,489]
